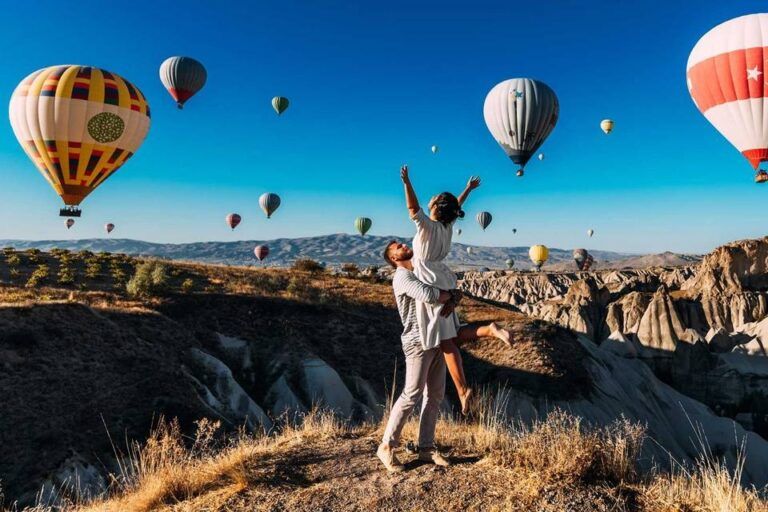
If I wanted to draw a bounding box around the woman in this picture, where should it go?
[400,165,511,414]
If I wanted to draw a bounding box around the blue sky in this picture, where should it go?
[0,0,766,253]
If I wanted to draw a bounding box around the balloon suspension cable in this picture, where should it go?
[59,206,82,217]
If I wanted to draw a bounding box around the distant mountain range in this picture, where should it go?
[0,234,700,270]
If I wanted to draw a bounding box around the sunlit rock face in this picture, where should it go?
[459,237,768,438]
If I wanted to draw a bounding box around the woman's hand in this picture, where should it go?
[400,165,410,182]
[467,176,481,190]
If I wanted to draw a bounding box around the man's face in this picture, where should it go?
[388,241,413,263]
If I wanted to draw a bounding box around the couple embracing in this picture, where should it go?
[377,165,512,472]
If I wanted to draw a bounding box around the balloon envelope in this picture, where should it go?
[355,216,372,236]
[159,57,207,109]
[505,258,515,269]
[573,249,594,271]
[226,213,241,230]
[431,145,438,154]
[483,78,559,170]
[600,119,614,134]
[588,229,594,237]
[65,219,74,229]
[687,13,768,171]
[272,96,289,115]
[254,245,269,261]
[455,228,462,236]
[259,193,281,218]
[9,65,151,210]
[105,223,115,234]
[476,211,492,230]
[538,153,545,161]
[529,245,549,270]
[466,247,472,255]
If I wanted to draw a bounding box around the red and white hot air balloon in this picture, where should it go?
[105,223,115,234]
[65,219,75,229]
[226,213,241,230]
[687,13,768,183]
[254,245,269,262]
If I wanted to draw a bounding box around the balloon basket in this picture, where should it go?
[59,207,81,217]
[755,171,768,184]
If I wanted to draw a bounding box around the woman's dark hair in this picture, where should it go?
[430,192,464,225]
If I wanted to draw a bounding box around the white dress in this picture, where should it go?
[411,208,460,350]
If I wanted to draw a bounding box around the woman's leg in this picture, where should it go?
[457,322,512,347]
[440,338,472,415]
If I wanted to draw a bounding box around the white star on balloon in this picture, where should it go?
[747,66,763,81]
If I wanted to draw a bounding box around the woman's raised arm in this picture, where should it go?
[457,175,481,206]
[401,165,420,218]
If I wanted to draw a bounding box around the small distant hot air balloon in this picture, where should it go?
[600,119,614,134]
[476,211,492,231]
[466,247,472,255]
[105,223,115,234]
[529,245,549,270]
[516,170,524,177]
[512,228,517,234]
[254,245,269,262]
[66,219,75,229]
[587,229,594,238]
[259,193,281,218]
[431,145,439,154]
[10,65,151,216]
[505,258,515,269]
[455,228,462,236]
[484,78,559,176]
[272,96,289,115]
[538,153,545,161]
[355,216,372,236]
[573,249,594,271]
[159,57,207,109]
[226,213,241,230]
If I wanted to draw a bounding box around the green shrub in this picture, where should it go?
[341,263,359,277]
[287,276,320,301]
[26,264,49,288]
[126,261,170,298]
[25,248,41,263]
[255,273,289,293]
[2,247,15,256]
[180,278,194,294]
[111,267,127,285]
[292,258,325,273]
[85,259,102,279]
[57,265,75,285]
[5,254,21,267]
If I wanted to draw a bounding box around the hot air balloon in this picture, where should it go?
[226,213,241,230]
[66,219,75,229]
[9,66,151,217]
[587,229,594,238]
[600,119,614,134]
[505,258,515,269]
[687,13,768,183]
[573,249,594,271]
[516,170,524,177]
[476,211,492,231]
[431,145,439,154]
[455,228,462,236]
[259,193,281,218]
[529,245,549,270]
[512,228,517,234]
[355,216,372,236]
[105,223,115,234]
[483,78,559,175]
[159,57,207,109]
[538,153,545,161]
[254,245,269,262]
[466,247,472,255]
[272,96,289,115]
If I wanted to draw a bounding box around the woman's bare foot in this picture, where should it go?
[489,322,512,348]
[459,388,474,416]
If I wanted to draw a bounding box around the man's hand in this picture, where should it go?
[440,301,456,317]
[449,289,464,306]
[466,175,481,190]
[400,165,410,182]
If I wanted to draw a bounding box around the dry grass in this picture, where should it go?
[14,392,766,512]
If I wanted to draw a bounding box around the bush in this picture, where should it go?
[5,254,21,267]
[85,259,102,279]
[287,276,321,301]
[181,278,194,294]
[126,261,170,298]
[341,263,359,277]
[26,264,49,287]
[254,273,289,293]
[25,248,41,263]
[292,258,325,273]
[57,265,75,285]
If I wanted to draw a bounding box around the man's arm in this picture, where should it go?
[395,271,450,304]
[457,176,481,206]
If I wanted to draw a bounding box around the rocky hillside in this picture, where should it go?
[461,237,768,439]
[0,247,766,509]
[0,234,639,270]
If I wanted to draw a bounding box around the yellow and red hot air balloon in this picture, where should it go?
[687,14,768,183]
[9,65,151,216]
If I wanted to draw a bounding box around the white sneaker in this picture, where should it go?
[377,443,405,472]
[418,448,451,467]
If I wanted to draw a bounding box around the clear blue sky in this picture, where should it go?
[0,0,765,253]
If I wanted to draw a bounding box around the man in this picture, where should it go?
[377,240,455,471]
